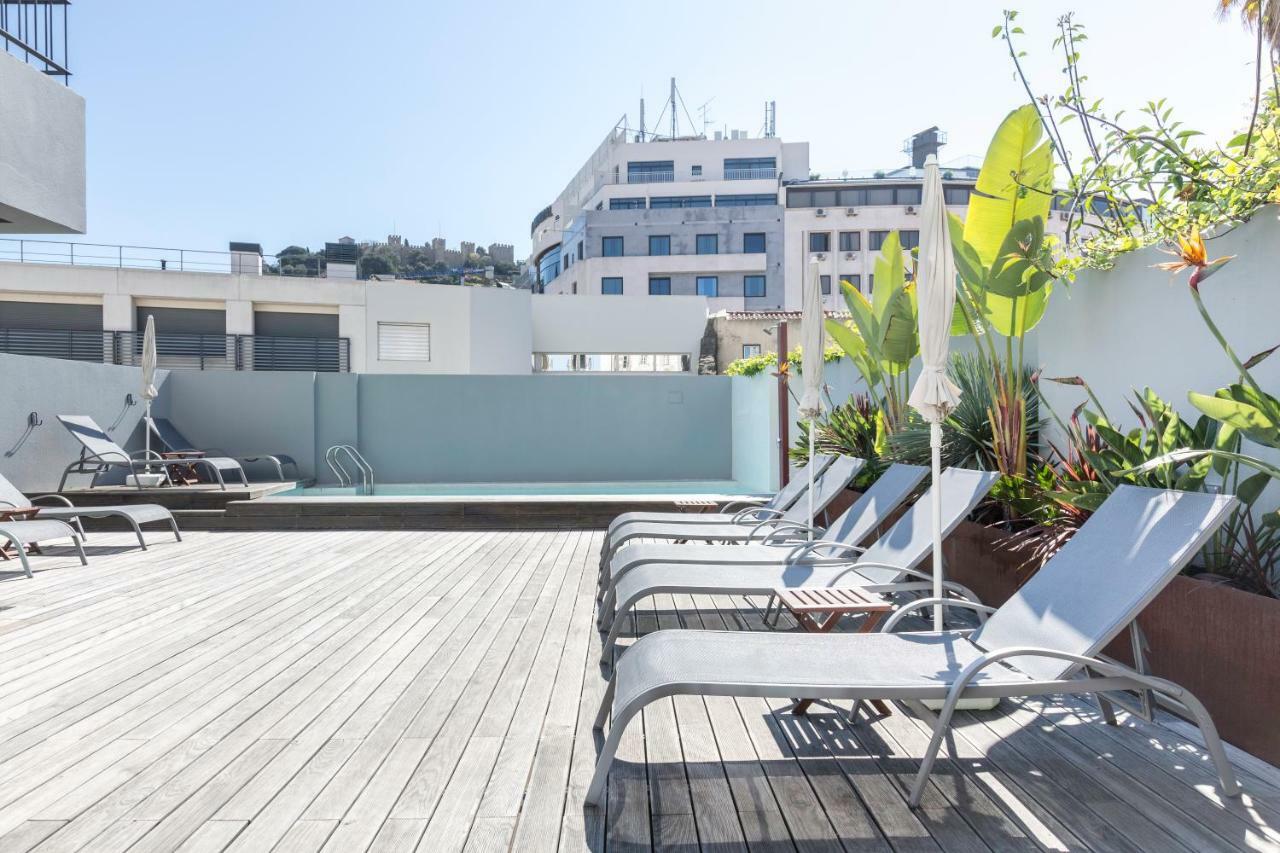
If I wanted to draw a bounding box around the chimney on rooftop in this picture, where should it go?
[324,241,358,280]
[907,127,947,168]
[229,242,263,276]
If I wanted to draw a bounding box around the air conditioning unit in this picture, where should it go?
[904,205,917,215]
[815,208,827,217]
[845,207,858,216]
[844,252,855,260]
[812,253,827,262]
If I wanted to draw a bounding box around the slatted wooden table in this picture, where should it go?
[672,499,719,514]
[774,586,894,715]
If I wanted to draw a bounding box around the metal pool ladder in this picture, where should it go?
[326,444,375,495]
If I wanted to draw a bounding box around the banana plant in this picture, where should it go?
[824,231,919,432]
[949,104,1059,478]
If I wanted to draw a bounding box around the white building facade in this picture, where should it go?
[530,127,808,311]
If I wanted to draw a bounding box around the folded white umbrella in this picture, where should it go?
[799,256,826,538]
[907,154,963,629]
[141,314,159,471]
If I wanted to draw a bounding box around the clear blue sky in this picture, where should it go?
[59,0,1258,258]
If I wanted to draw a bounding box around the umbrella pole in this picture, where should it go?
[144,401,152,474]
[807,420,816,540]
[930,420,943,630]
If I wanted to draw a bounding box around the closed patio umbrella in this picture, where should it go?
[799,256,826,538]
[141,314,159,472]
[907,154,962,630]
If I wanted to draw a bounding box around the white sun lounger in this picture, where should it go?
[586,485,1241,809]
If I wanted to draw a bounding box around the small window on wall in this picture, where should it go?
[602,236,624,256]
[601,277,623,295]
[696,234,718,255]
[742,344,762,359]
[649,235,671,256]
[820,275,831,295]
[743,232,766,253]
[744,275,766,298]
[840,274,862,291]
[696,276,718,297]
[838,231,860,252]
[809,232,830,252]
[649,277,672,295]
[378,322,431,361]
[691,165,703,177]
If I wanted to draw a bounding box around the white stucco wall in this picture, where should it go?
[530,294,708,366]
[0,53,85,233]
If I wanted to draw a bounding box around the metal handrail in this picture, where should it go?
[327,444,374,495]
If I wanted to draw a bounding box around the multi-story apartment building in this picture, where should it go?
[530,126,809,310]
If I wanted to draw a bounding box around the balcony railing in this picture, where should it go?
[626,171,675,184]
[724,168,777,181]
[0,239,323,278]
[0,328,351,372]
[1,1,70,81]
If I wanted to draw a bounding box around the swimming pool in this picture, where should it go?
[273,479,759,499]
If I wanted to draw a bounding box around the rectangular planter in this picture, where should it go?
[944,519,1280,766]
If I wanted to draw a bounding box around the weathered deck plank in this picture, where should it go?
[0,529,1272,852]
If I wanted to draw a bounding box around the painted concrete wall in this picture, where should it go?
[530,295,708,366]
[0,353,163,492]
[0,53,85,234]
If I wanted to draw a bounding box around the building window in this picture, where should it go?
[649,277,672,295]
[577,242,584,260]
[742,344,762,359]
[378,322,431,362]
[627,160,674,183]
[743,232,766,254]
[571,281,577,294]
[534,353,691,373]
[838,188,867,207]
[897,186,923,205]
[696,234,718,255]
[601,277,623,295]
[696,276,719,297]
[820,275,831,295]
[869,231,890,251]
[609,197,646,210]
[866,187,895,206]
[602,236,624,257]
[536,246,560,285]
[691,165,702,177]
[724,157,777,180]
[649,235,671,256]
[716,193,777,207]
[840,274,862,290]
[899,230,921,250]
[744,275,766,298]
[650,195,712,208]
[787,190,813,208]
[944,186,972,205]
[868,274,874,293]
[809,232,830,252]
[838,231,860,252]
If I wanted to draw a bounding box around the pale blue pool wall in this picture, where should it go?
[155,371,779,488]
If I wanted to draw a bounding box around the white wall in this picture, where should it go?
[530,295,708,365]
[0,53,85,234]
[1037,209,1280,445]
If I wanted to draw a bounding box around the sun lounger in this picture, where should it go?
[148,417,297,482]
[598,466,994,661]
[586,485,1241,808]
[0,518,86,578]
[598,455,864,587]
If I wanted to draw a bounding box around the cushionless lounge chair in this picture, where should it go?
[8,469,182,553]
[586,485,1241,809]
[0,518,87,578]
[598,455,865,587]
[603,454,837,540]
[56,415,170,491]
[598,466,996,662]
[144,418,247,489]
[148,417,298,482]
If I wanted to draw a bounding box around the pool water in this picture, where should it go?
[274,480,758,498]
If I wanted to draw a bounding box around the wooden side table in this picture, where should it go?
[773,586,894,716]
[673,499,719,514]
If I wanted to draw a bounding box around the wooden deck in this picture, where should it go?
[0,529,1277,852]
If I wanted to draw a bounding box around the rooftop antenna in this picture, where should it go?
[769,100,777,137]
[698,97,715,137]
[670,77,677,139]
[637,96,645,142]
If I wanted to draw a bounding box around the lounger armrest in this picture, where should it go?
[30,494,76,508]
[760,521,822,543]
[782,539,866,558]
[129,450,167,463]
[946,646,1182,704]
[719,498,768,514]
[879,597,997,633]
[732,506,785,524]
